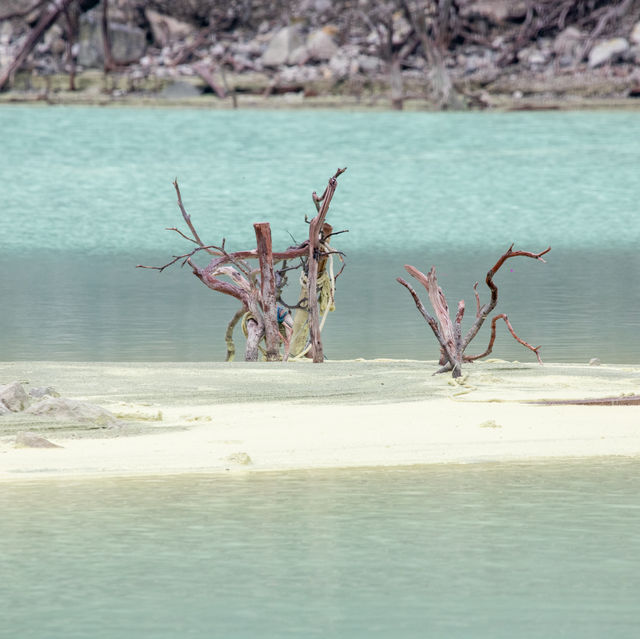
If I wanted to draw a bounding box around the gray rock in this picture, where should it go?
[391,15,412,46]
[0,403,10,416]
[0,0,41,17]
[461,1,527,24]
[307,29,339,62]
[287,45,310,66]
[588,38,629,68]
[0,382,30,412]
[25,398,119,428]
[627,45,640,65]
[517,46,550,67]
[159,81,202,99]
[630,21,640,46]
[261,27,303,67]
[145,9,193,47]
[29,386,60,399]
[553,27,584,60]
[15,431,62,449]
[0,20,12,47]
[329,53,353,79]
[78,11,146,68]
[357,55,380,74]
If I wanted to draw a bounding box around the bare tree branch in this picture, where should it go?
[465,314,543,364]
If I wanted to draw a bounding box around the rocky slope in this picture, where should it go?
[1,0,640,108]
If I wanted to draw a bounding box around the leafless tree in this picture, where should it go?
[138,169,347,362]
[398,244,551,377]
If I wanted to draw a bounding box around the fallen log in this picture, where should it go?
[531,395,640,406]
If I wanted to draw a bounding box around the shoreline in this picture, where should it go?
[2,91,640,112]
[1,360,639,481]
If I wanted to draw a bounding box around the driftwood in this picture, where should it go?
[193,63,227,99]
[398,244,550,377]
[532,395,640,406]
[138,169,346,362]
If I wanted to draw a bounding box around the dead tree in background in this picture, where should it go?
[358,0,461,109]
[138,169,347,363]
[397,244,551,377]
[359,1,417,110]
[0,0,101,91]
[0,0,75,91]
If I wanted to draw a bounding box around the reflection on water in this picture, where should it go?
[2,459,640,638]
[1,249,639,362]
[0,107,639,362]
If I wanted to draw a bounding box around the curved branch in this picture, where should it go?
[461,244,550,350]
[464,313,543,364]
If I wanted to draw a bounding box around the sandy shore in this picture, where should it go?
[1,360,639,481]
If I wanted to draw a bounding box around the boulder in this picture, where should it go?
[145,9,193,47]
[78,11,146,68]
[517,46,550,68]
[0,382,30,412]
[588,38,629,68]
[261,26,303,67]
[142,1,221,23]
[329,53,355,79]
[159,80,202,99]
[0,0,41,18]
[357,54,380,74]
[627,46,640,65]
[0,20,12,46]
[553,27,584,64]
[25,398,119,428]
[461,1,527,24]
[15,431,62,449]
[306,29,339,62]
[29,386,60,399]
[631,22,640,46]
[288,45,310,66]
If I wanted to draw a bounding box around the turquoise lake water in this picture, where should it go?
[1,107,640,638]
[2,459,640,638]
[0,106,639,362]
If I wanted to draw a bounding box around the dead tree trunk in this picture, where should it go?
[62,3,78,91]
[244,317,262,361]
[307,168,346,362]
[398,244,551,377]
[101,0,116,73]
[254,222,279,362]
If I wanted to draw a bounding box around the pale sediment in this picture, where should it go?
[0,360,639,481]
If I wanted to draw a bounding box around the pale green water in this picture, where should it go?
[0,106,639,361]
[2,459,640,638]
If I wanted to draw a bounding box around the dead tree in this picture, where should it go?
[397,244,551,377]
[138,169,346,363]
[0,0,75,91]
[0,0,102,92]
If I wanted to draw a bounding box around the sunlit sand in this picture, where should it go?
[1,360,639,481]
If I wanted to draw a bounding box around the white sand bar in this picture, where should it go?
[1,360,639,481]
